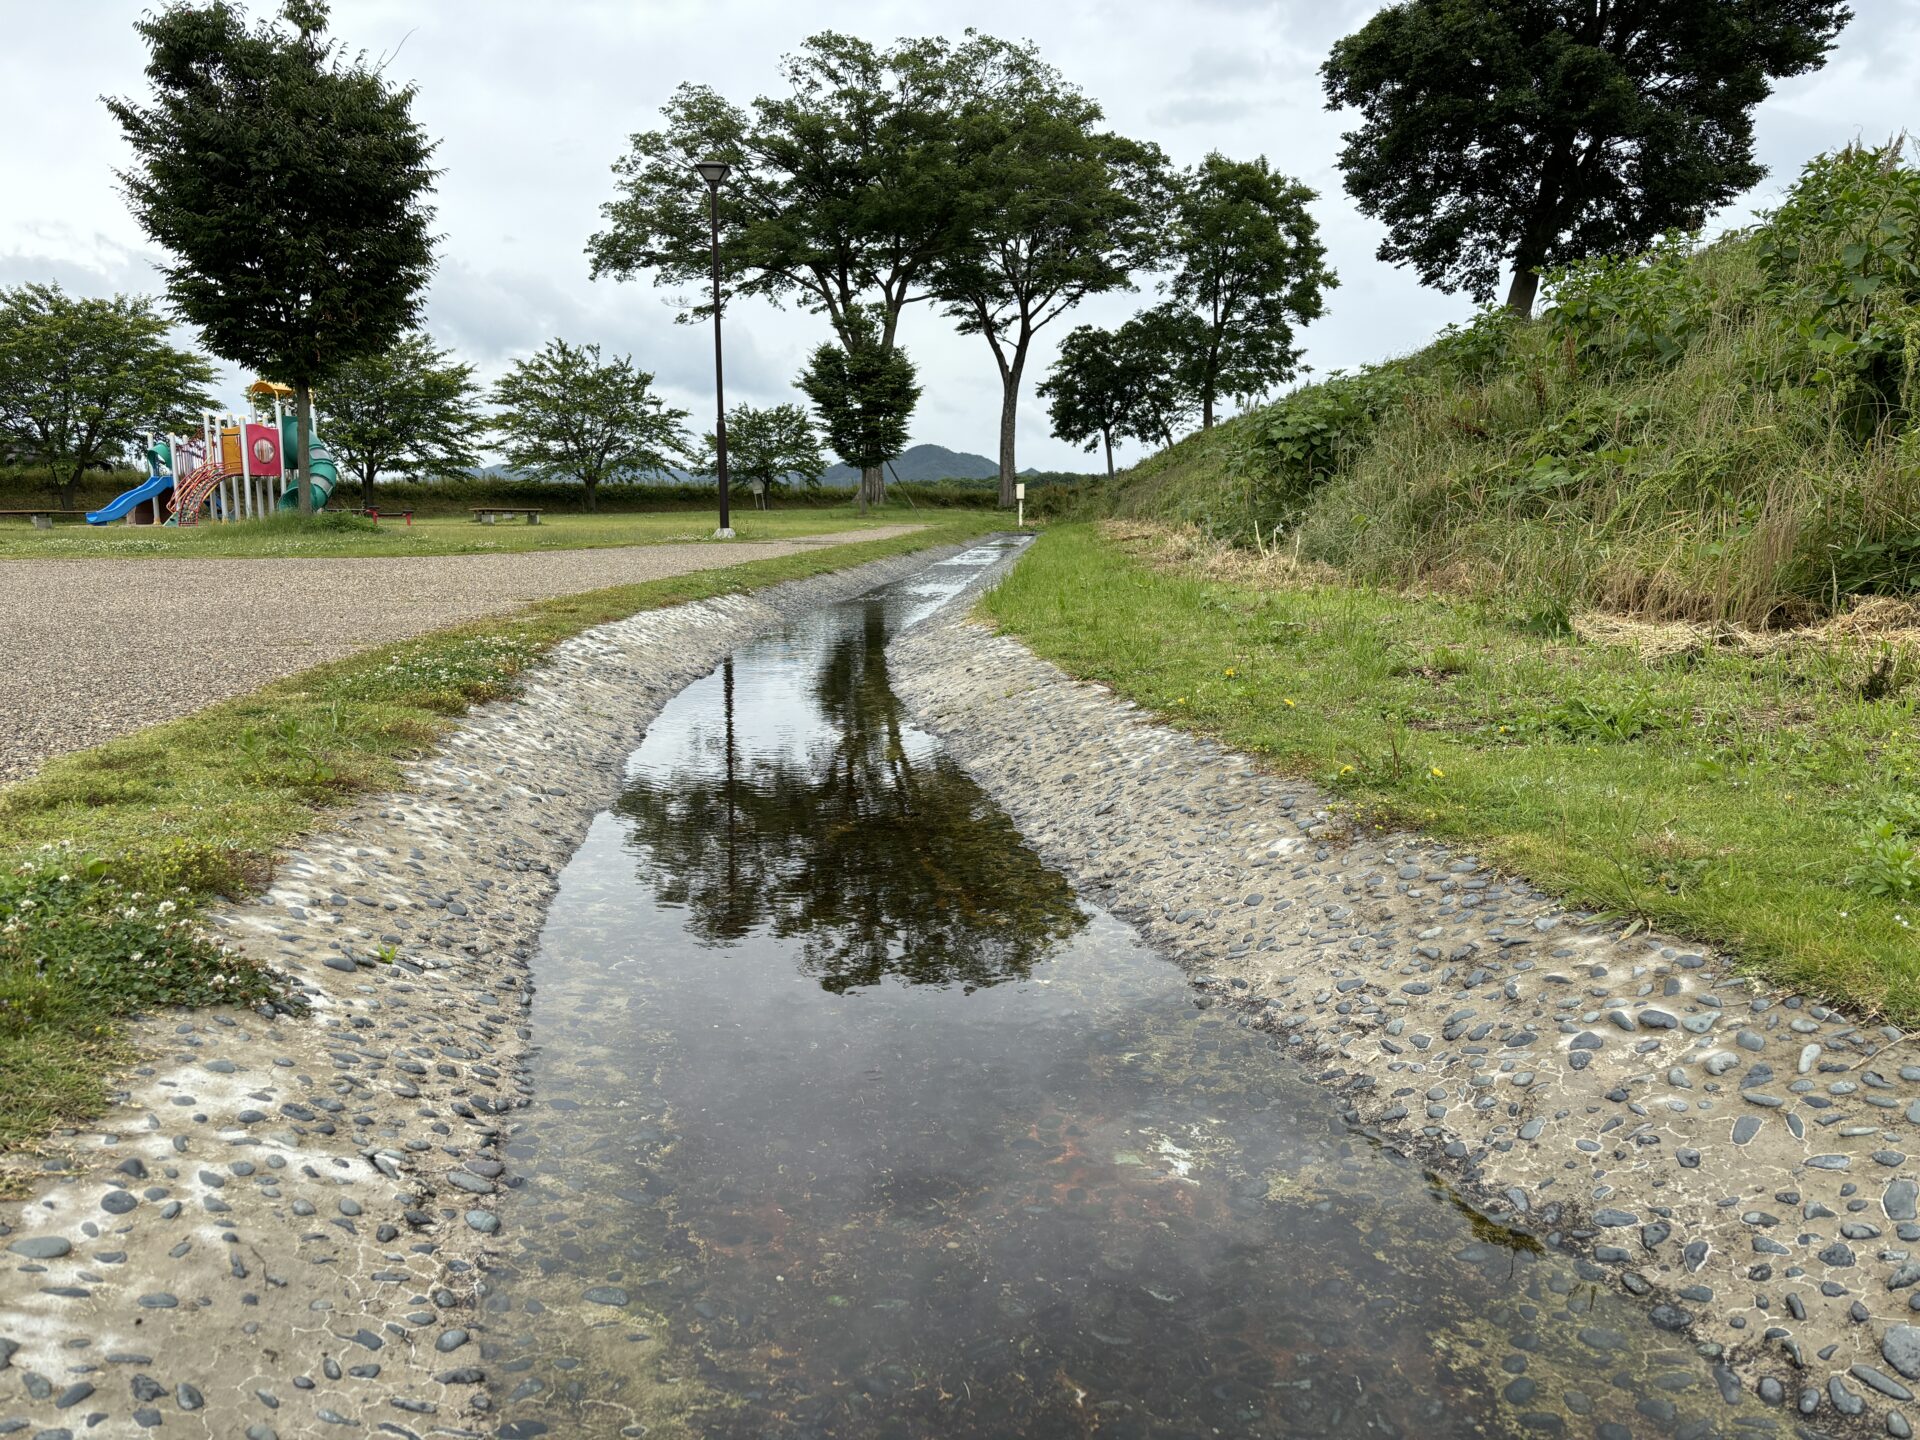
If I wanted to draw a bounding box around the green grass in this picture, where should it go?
[0,517,993,1149]
[0,506,929,560]
[983,523,1920,1022]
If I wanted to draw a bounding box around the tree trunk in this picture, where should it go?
[1505,267,1542,318]
[1201,390,1215,430]
[860,465,884,510]
[361,463,377,511]
[996,359,1024,510]
[60,464,82,511]
[583,477,598,513]
[293,380,316,515]
[1102,431,1115,479]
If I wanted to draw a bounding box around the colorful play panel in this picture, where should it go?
[86,381,342,526]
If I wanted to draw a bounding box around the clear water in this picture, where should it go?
[483,547,1770,1439]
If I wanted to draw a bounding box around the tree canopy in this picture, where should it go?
[490,339,690,510]
[107,0,439,507]
[1155,154,1334,429]
[323,331,485,507]
[932,39,1167,504]
[589,31,967,352]
[590,31,977,506]
[0,284,217,506]
[694,402,826,506]
[1322,0,1852,316]
[1039,315,1194,476]
[799,315,921,506]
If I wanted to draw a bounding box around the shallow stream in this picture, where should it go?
[484,545,1775,1439]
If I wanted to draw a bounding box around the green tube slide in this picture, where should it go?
[276,413,341,512]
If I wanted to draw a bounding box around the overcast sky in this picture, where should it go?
[4,0,1917,473]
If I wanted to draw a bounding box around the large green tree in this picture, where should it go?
[799,315,921,510]
[589,31,971,509]
[1322,0,1851,317]
[0,284,217,507]
[1160,154,1335,429]
[490,339,690,511]
[693,402,826,509]
[932,39,1168,506]
[324,331,485,507]
[108,0,439,512]
[1039,315,1197,476]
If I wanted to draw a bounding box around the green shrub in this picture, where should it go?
[1545,233,1714,369]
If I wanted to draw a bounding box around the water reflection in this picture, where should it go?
[486,551,1774,1440]
[613,599,1085,994]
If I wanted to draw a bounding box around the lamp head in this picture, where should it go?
[693,159,731,188]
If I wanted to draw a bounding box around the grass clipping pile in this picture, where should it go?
[1111,519,1920,674]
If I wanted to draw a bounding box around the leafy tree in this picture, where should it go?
[0,284,217,507]
[490,339,690,511]
[1158,154,1334,429]
[799,316,921,512]
[323,332,485,507]
[932,39,1168,505]
[1039,315,1196,475]
[1117,308,1206,451]
[693,402,826,509]
[589,30,972,508]
[108,0,439,511]
[1322,0,1852,317]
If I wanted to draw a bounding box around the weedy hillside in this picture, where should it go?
[1101,142,1920,630]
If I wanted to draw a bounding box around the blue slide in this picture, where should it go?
[87,441,174,525]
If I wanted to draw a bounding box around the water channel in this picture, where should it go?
[483,545,1777,1439]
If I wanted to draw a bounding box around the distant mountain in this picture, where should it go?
[823,443,1017,485]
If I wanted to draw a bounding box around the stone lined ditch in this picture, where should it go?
[483,544,1776,1439]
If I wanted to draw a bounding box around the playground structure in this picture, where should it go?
[86,381,343,526]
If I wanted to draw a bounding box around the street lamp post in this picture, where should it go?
[694,158,733,538]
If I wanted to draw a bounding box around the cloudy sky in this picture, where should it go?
[4,0,1917,473]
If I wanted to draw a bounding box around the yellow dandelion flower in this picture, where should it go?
[1283,698,1296,708]
[1338,763,1355,775]
[1224,666,1237,677]
[1429,766,1446,778]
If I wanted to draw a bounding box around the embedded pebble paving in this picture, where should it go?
[891,574,1920,1437]
[0,546,963,1440]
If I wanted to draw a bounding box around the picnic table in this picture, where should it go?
[471,507,542,525]
[353,508,415,525]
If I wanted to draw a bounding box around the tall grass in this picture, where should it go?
[1090,144,1920,628]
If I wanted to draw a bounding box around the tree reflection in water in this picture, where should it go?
[614,600,1087,993]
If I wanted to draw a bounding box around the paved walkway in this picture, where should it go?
[0,527,922,783]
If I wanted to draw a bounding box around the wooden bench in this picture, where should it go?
[0,508,85,529]
[471,507,542,525]
[353,507,415,526]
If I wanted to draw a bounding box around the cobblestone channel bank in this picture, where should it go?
[888,565,1920,1438]
[0,546,967,1440]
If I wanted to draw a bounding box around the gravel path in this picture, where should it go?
[0,528,922,784]
[892,581,1920,1435]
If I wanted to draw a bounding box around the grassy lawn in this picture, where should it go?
[0,518,993,1152]
[0,506,934,560]
[983,523,1920,1023]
